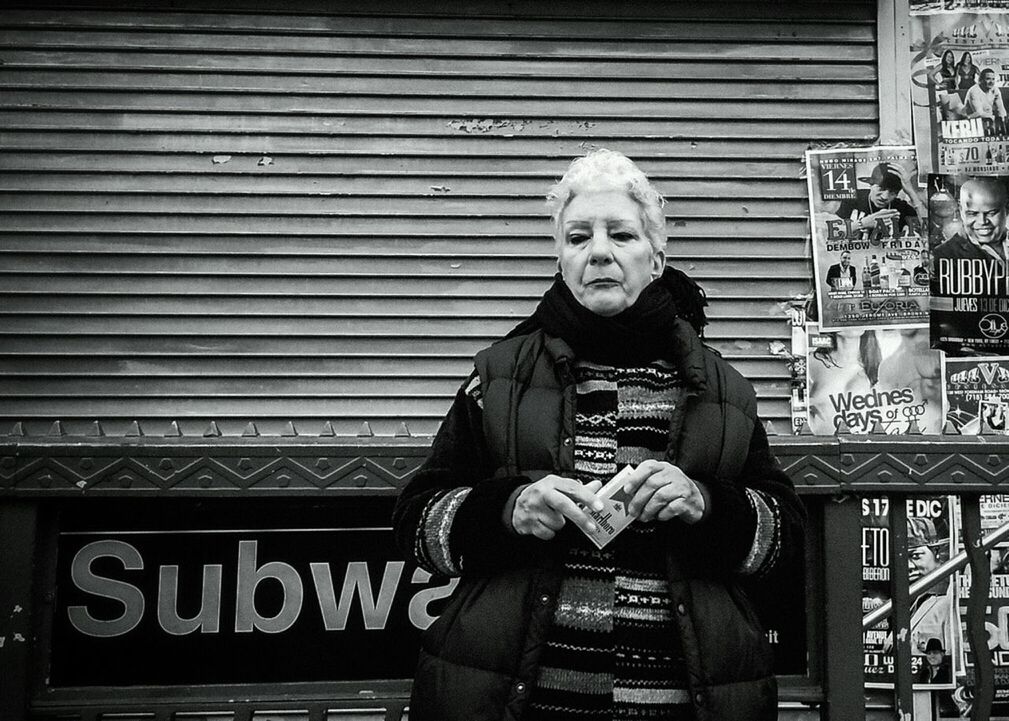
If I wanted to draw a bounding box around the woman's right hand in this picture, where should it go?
[511,475,604,540]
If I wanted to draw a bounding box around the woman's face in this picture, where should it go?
[557,190,664,316]
[943,51,954,67]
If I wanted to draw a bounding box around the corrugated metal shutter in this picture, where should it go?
[0,1,878,437]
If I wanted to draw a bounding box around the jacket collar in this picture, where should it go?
[541,324,708,394]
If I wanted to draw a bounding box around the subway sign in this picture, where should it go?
[47,500,806,687]
[50,512,455,687]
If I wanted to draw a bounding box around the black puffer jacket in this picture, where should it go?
[393,329,805,721]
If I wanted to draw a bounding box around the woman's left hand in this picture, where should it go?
[622,460,707,524]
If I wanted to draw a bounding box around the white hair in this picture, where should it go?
[545,148,667,252]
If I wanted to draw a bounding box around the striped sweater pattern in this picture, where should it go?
[526,360,694,720]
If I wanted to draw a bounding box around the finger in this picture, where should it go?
[549,492,599,536]
[512,515,540,536]
[635,459,663,473]
[641,485,683,522]
[539,512,566,532]
[658,497,702,524]
[619,460,661,499]
[657,499,686,522]
[530,520,556,541]
[641,479,692,521]
[553,478,605,512]
[628,472,668,517]
[512,496,544,530]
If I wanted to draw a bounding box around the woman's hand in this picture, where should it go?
[511,476,604,540]
[622,460,707,524]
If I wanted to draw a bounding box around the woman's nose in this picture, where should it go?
[587,232,613,263]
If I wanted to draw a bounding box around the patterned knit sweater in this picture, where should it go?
[524,360,693,720]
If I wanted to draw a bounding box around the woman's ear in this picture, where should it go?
[651,249,666,279]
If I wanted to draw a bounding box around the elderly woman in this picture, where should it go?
[393,149,805,721]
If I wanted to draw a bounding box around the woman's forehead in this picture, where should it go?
[562,190,642,222]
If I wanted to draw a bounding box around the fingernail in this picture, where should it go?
[592,501,604,511]
[587,523,597,533]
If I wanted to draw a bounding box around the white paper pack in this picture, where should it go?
[581,465,637,549]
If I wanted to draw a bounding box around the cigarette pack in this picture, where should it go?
[581,465,637,549]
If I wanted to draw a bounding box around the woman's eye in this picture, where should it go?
[568,233,589,244]
[611,232,634,241]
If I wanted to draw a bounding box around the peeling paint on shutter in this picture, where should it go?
[0,1,878,437]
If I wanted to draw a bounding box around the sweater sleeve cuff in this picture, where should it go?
[736,488,783,577]
[449,475,541,573]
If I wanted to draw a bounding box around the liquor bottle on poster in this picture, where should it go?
[862,256,872,290]
[870,255,880,288]
[880,256,890,291]
[898,259,911,288]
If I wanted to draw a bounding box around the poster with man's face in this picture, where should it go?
[927,174,1009,355]
[805,147,930,331]
[910,12,1009,178]
[862,495,960,690]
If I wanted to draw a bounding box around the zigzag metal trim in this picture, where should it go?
[2,436,1009,496]
[0,439,428,496]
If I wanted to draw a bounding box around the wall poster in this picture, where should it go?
[927,174,1009,355]
[804,322,944,434]
[911,11,1009,177]
[806,147,930,331]
[862,495,961,690]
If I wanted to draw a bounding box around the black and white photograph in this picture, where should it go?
[3,3,1009,721]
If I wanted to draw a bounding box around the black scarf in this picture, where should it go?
[503,267,709,390]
